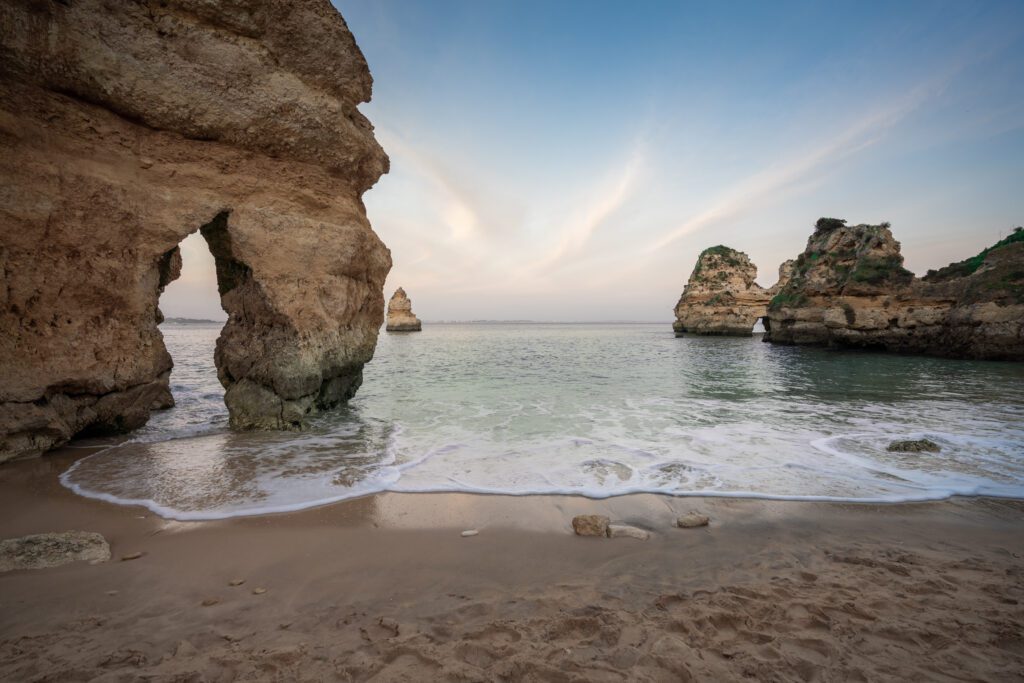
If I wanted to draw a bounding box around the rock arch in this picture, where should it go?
[672,247,793,336]
[0,0,391,461]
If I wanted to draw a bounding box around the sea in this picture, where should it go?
[60,322,1024,520]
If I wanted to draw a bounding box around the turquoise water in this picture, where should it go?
[61,323,1024,520]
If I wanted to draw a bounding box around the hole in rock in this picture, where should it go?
[156,230,230,431]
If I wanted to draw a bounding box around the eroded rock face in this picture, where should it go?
[386,288,422,332]
[672,247,792,336]
[764,220,1024,359]
[0,0,391,461]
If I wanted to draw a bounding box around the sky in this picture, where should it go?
[162,0,1024,322]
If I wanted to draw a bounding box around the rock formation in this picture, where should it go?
[672,246,793,336]
[764,220,1024,359]
[0,0,391,462]
[386,288,422,332]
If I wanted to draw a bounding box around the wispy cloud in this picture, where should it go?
[643,71,959,254]
[377,128,649,294]
[377,128,486,243]
[525,141,646,275]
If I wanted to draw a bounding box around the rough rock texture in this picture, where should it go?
[385,287,422,332]
[888,439,941,453]
[0,531,110,571]
[676,513,710,529]
[673,246,793,336]
[764,220,1024,359]
[571,515,610,537]
[0,0,391,461]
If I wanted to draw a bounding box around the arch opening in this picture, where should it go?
[154,224,230,431]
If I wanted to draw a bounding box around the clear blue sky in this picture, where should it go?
[163,0,1024,322]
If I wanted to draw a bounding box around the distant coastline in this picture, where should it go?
[161,317,224,325]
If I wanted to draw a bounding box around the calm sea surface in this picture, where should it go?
[61,322,1024,519]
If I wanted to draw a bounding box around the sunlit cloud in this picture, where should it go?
[377,128,485,244]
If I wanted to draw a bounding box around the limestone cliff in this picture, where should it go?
[386,288,422,332]
[764,220,1024,359]
[0,0,392,461]
[672,247,792,336]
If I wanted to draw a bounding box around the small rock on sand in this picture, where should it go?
[608,524,650,540]
[252,587,267,595]
[0,531,110,572]
[461,530,479,537]
[201,597,220,607]
[228,578,246,586]
[676,513,710,528]
[120,551,144,561]
[572,515,610,537]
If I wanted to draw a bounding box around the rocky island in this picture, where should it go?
[677,219,1023,359]
[386,288,423,332]
[765,220,1024,359]
[0,0,391,462]
[672,246,793,336]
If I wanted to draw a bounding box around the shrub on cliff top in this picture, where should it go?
[700,245,741,260]
[923,227,1024,282]
[694,245,743,274]
[814,217,847,233]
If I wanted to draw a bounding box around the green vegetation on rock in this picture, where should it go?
[693,245,744,276]
[849,255,913,285]
[924,227,1024,282]
[768,290,807,309]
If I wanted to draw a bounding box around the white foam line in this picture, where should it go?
[58,427,1024,522]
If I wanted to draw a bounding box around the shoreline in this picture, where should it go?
[51,439,1024,523]
[2,452,1023,680]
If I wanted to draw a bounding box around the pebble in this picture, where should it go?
[120,552,144,561]
[460,529,479,537]
[228,578,246,586]
[106,590,119,596]
[201,597,220,607]
[608,524,650,540]
[252,587,267,595]
[676,512,710,528]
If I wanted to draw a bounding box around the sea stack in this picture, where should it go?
[386,288,423,332]
[672,246,793,336]
[764,219,1024,360]
[0,0,391,462]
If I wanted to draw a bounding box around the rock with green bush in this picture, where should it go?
[761,220,1023,359]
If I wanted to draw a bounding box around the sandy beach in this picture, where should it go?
[0,449,1021,682]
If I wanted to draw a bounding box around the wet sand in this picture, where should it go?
[1,449,1023,681]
